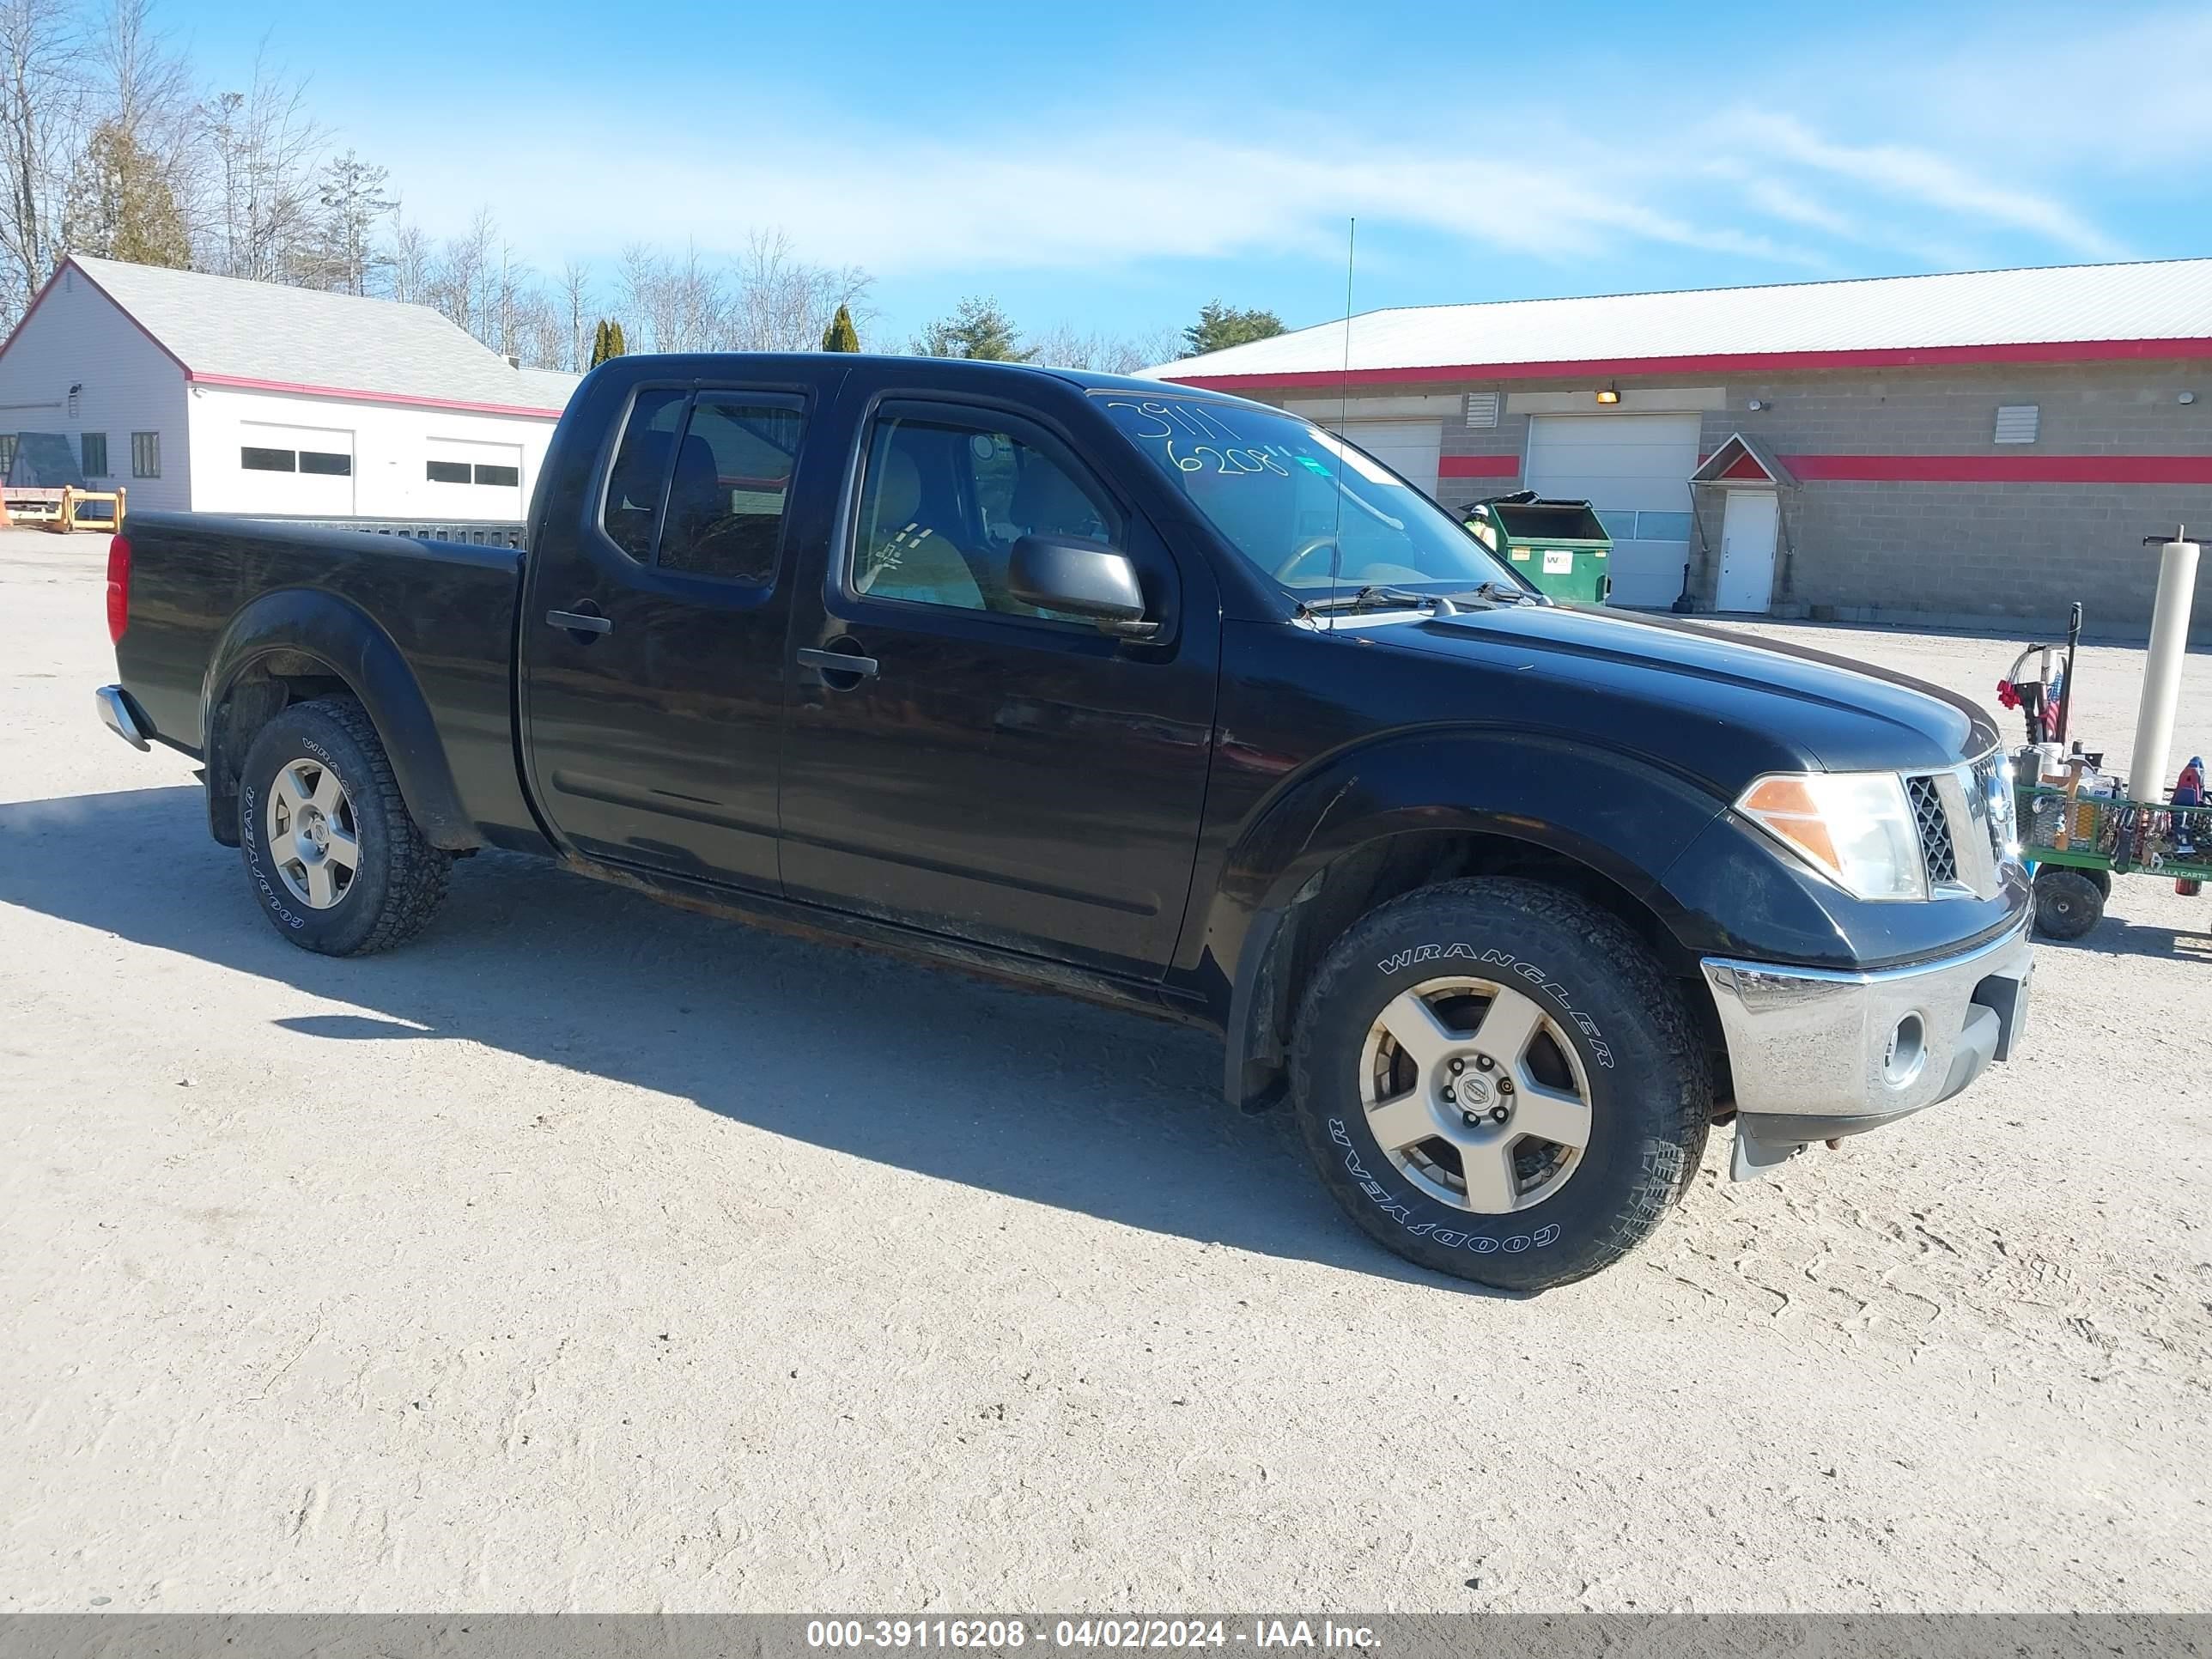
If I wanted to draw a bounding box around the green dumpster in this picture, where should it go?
[1461,492,1613,604]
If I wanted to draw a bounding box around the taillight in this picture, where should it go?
[106,535,131,645]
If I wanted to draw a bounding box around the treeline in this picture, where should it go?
[0,0,1285,373]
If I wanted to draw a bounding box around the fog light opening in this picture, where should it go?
[1883,1013,1927,1087]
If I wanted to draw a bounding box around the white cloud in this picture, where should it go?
[1717,112,2128,260]
[367,6,2210,295]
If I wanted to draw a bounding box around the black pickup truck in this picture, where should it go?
[94,353,2033,1289]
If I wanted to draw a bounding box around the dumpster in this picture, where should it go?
[1462,491,1612,603]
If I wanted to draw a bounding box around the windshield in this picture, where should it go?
[1095,392,1518,599]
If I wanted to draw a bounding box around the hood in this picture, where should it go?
[1350,603,1996,777]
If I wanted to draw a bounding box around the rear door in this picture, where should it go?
[520,373,830,890]
[777,380,1219,979]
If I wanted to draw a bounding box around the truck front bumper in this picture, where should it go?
[1702,908,2034,1179]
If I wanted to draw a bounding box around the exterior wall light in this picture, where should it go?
[2182,392,2197,405]
[1747,398,1765,411]
[1595,384,1621,405]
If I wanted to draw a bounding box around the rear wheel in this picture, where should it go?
[239,697,450,955]
[2033,866,2105,942]
[1289,878,1710,1291]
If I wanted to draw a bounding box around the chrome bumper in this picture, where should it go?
[95,684,149,751]
[1703,909,2034,1178]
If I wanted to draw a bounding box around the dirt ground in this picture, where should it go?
[3,529,2208,1613]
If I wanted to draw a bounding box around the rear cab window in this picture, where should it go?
[599,387,805,586]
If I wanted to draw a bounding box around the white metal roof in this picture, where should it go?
[69,256,581,415]
[1152,258,2212,383]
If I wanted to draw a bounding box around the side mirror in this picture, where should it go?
[1007,535,1159,638]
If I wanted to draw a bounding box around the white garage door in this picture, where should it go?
[1524,414,1701,607]
[425,437,525,520]
[1324,418,1441,501]
[237,421,356,517]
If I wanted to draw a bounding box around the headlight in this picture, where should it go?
[1735,771,1928,902]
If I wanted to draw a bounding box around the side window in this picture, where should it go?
[852,410,1120,617]
[599,387,688,561]
[658,395,803,585]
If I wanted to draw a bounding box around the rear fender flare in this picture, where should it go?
[202,587,476,850]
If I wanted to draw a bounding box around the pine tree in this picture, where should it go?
[914,295,1032,362]
[820,301,860,352]
[1183,300,1285,357]
[69,123,190,269]
[589,319,627,368]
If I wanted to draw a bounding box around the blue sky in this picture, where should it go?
[167,0,2212,349]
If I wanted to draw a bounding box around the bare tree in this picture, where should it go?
[91,0,191,170]
[616,239,662,349]
[196,52,326,283]
[557,258,591,370]
[1028,322,1181,374]
[0,0,83,321]
[315,147,392,294]
[382,207,430,303]
[426,205,495,336]
[729,227,872,351]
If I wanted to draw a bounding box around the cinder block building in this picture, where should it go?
[1154,259,2212,634]
[0,257,579,523]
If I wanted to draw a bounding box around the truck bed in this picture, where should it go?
[112,513,532,844]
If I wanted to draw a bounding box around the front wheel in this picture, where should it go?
[1289,878,1711,1291]
[239,697,451,955]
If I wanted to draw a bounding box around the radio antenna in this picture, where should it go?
[1326,216,1355,623]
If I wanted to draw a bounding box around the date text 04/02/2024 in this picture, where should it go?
[804,1620,1382,1650]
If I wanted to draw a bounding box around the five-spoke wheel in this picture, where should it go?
[1360,976,1592,1213]
[264,757,360,909]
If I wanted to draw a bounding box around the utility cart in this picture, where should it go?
[2016,779,2209,939]
[2000,541,2207,941]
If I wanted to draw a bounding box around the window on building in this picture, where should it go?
[131,432,160,477]
[426,459,472,484]
[598,387,689,561]
[0,434,19,481]
[241,447,296,472]
[300,451,353,476]
[474,463,520,489]
[852,407,1120,618]
[80,433,109,477]
[656,395,805,584]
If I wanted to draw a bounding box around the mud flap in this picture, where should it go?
[1729,1121,1808,1181]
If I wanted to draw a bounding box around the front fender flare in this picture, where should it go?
[202,586,477,850]
[1202,728,1728,1105]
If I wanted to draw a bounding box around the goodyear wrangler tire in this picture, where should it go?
[239,697,451,956]
[1289,878,1710,1291]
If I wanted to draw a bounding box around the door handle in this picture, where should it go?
[797,644,879,682]
[546,606,612,641]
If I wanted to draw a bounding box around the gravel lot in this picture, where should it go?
[3,530,2208,1613]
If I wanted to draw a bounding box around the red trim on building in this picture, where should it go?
[1167,336,2212,391]
[190,373,564,419]
[0,258,195,380]
[1779,453,2212,484]
[1437,454,1520,479]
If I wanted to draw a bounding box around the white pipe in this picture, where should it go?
[2130,532,2200,801]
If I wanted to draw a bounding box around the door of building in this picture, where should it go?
[1715,489,1781,613]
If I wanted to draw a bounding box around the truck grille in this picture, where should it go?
[1907,775,1958,885]
[1906,751,2012,898]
